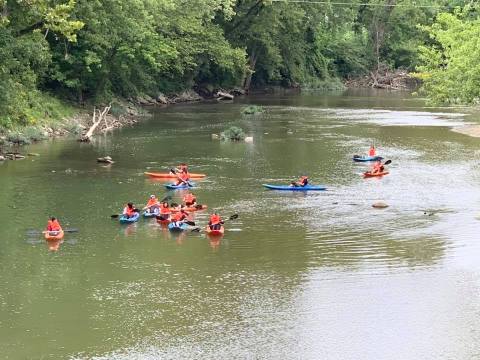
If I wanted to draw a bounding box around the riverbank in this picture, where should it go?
[0,89,237,158]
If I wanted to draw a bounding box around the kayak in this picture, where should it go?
[165,182,195,190]
[170,205,208,212]
[119,212,140,223]
[145,172,206,179]
[263,184,327,191]
[44,230,64,241]
[168,222,188,232]
[205,226,225,236]
[363,171,389,178]
[143,208,159,218]
[353,155,383,162]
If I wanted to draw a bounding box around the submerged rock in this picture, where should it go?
[372,201,389,209]
[211,134,219,140]
[245,136,253,143]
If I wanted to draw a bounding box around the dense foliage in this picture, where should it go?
[0,0,478,127]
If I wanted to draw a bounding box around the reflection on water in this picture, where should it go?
[2,90,480,359]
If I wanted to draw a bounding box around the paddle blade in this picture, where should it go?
[384,159,392,165]
[64,228,79,233]
[229,214,239,220]
[191,228,201,232]
[184,221,196,226]
[111,214,120,218]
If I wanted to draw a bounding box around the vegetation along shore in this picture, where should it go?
[2,0,480,152]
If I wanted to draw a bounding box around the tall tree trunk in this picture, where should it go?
[243,51,257,92]
[371,0,396,76]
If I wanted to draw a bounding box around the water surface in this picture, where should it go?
[1,89,480,359]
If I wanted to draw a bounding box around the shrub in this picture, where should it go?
[220,126,246,141]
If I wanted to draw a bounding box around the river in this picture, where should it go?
[1,89,480,359]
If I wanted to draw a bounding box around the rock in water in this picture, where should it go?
[211,134,219,140]
[372,201,389,209]
[245,136,253,143]
[97,156,114,164]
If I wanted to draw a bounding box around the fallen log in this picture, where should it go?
[216,91,234,101]
[79,105,111,142]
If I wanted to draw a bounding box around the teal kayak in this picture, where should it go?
[168,222,188,232]
[353,155,383,162]
[263,184,326,191]
[165,182,195,190]
[119,212,140,223]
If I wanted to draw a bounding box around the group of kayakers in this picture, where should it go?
[287,144,387,188]
[121,163,224,232]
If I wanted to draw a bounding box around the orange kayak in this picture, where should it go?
[170,205,208,212]
[145,172,206,179]
[205,226,224,236]
[363,171,389,178]
[44,230,64,241]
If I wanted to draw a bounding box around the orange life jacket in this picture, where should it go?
[172,212,185,222]
[183,193,196,203]
[124,206,135,216]
[146,198,158,207]
[160,206,171,215]
[369,147,376,156]
[47,219,62,232]
[178,172,189,181]
[210,214,222,225]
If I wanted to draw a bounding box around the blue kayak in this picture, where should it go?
[353,155,383,162]
[168,222,188,232]
[263,184,327,191]
[165,182,195,190]
[143,208,159,218]
[119,212,140,223]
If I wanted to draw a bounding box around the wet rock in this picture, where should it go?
[372,201,389,209]
[211,134,219,140]
[65,168,73,174]
[245,136,253,143]
[231,88,246,96]
[97,156,114,164]
[0,155,5,161]
[287,130,294,135]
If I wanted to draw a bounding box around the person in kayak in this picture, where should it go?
[171,209,188,227]
[123,203,137,218]
[290,175,309,187]
[371,160,385,174]
[183,192,197,206]
[46,217,62,234]
[369,144,376,156]
[174,170,191,186]
[143,195,160,213]
[208,212,223,231]
[157,202,171,221]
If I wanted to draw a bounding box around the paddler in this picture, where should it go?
[371,160,384,175]
[46,217,62,234]
[122,202,137,218]
[143,195,160,213]
[171,208,189,227]
[183,192,197,207]
[369,144,376,156]
[174,169,191,186]
[290,175,309,187]
[208,212,223,230]
[156,201,171,221]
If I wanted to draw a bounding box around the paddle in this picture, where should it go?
[26,228,79,235]
[191,214,239,232]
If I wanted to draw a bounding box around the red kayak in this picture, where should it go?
[145,172,206,179]
[156,217,171,225]
[363,171,389,178]
[205,226,225,236]
[44,230,64,241]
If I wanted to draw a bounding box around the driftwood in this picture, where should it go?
[79,105,111,142]
[346,65,418,90]
[216,91,234,101]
